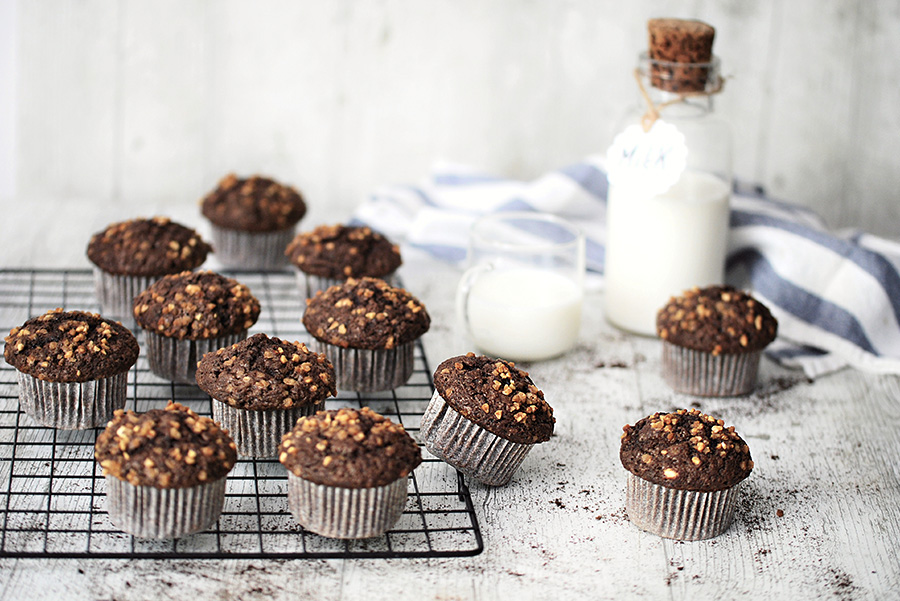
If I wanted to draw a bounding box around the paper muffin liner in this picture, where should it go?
[286,472,409,539]
[212,399,325,458]
[625,472,741,540]
[296,272,398,299]
[311,339,414,392]
[104,475,227,539]
[210,224,295,271]
[143,330,248,385]
[661,341,761,397]
[92,267,159,322]
[419,390,534,486]
[16,371,128,430]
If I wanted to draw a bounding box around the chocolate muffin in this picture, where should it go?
[87,217,211,319]
[419,353,555,486]
[279,407,422,538]
[302,277,430,392]
[95,401,237,539]
[647,18,716,93]
[133,270,261,384]
[657,285,778,396]
[195,333,337,458]
[201,173,307,270]
[620,408,753,540]
[4,309,138,429]
[285,224,402,298]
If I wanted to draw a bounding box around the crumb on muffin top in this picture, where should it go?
[195,333,336,411]
[4,309,138,382]
[432,353,554,444]
[201,173,306,232]
[95,401,237,489]
[620,408,752,492]
[302,277,429,350]
[656,286,777,355]
[279,407,422,488]
[285,224,401,279]
[133,270,260,340]
[87,216,211,276]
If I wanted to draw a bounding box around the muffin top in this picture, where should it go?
[95,402,237,489]
[432,353,555,445]
[620,408,752,492]
[87,217,211,276]
[133,270,261,340]
[657,286,777,355]
[4,309,139,382]
[279,407,422,488]
[201,173,306,232]
[302,277,430,350]
[285,224,402,279]
[195,333,337,411]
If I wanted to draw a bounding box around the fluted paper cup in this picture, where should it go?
[311,340,414,392]
[286,473,409,539]
[419,390,533,486]
[210,225,295,271]
[625,472,741,540]
[16,371,128,430]
[104,475,227,539]
[661,341,761,397]
[144,330,247,385]
[212,400,325,458]
[92,267,158,322]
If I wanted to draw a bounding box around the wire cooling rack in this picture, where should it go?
[0,269,483,559]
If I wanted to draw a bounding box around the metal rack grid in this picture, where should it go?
[0,269,483,559]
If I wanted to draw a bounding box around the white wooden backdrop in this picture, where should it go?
[3,0,900,237]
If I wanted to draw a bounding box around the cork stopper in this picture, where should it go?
[647,18,716,93]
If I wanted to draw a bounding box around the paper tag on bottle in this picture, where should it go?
[606,120,687,195]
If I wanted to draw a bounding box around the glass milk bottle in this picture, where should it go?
[604,53,732,336]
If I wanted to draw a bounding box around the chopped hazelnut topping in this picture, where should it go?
[656,285,778,354]
[432,354,554,445]
[279,407,421,488]
[620,408,753,492]
[94,402,236,488]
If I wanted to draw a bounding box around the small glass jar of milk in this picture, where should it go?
[604,46,732,336]
[456,212,585,362]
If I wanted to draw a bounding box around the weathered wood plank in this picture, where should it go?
[116,0,210,207]
[15,1,118,200]
[9,0,900,237]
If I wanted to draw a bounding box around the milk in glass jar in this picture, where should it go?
[604,18,732,336]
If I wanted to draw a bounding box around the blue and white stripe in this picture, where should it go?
[353,157,900,377]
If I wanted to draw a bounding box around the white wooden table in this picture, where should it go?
[0,199,897,600]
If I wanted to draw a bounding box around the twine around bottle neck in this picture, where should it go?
[635,67,725,132]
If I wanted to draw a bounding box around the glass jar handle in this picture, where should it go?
[455,262,494,341]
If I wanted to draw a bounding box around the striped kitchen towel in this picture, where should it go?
[352,157,900,378]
